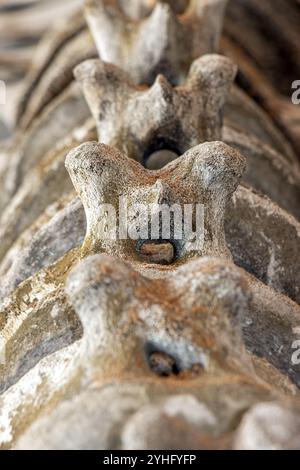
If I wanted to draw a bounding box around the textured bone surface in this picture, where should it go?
[74,54,236,154]
[7,254,298,450]
[65,140,245,264]
[0,138,244,392]
[75,56,300,219]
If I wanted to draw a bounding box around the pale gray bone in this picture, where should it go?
[2,183,300,306]
[85,0,228,84]
[2,154,300,304]
[234,402,300,450]
[17,29,96,131]
[10,253,298,450]
[0,252,253,448]
[65,140,245,261]
[74,54,236,153]
[75,57,300,218]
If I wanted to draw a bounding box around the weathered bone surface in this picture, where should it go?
[224,127,300,220]
[2,48,299,298]
[227,186,300,305]
[3,254,297,450]
[18,30,96,132]
[74,54,236,154]
[74,57,300,217]
[10,0,296,169]
[224,86,297,164]
[1,163,300,305]
[0,253,248,448]
[6,0,297,164]
[1,140,300,405]
[65,140,245,264]
[1,56,298,278]
[0,139,245,395]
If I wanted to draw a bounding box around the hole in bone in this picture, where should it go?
[145,343,205,378]
[145,149,179,170]
[148,351,180,377]
[138,240,175,265]
[143,137,181,169]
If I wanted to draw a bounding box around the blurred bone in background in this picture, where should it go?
[0,0,299,158]
[0,0,82,137]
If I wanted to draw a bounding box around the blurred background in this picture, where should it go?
[0,0,299,153]
[0,0,81,137]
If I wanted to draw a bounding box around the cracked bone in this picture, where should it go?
[223,127,300,220]
[1,0,300,452]
[2,180,300,305]
[0,53,236,262]
[1,157,300,306]
[1,198,299,397]
[1,57,299,277]
[1,53,299,294]
[65,254,252,376]
[2,55,297,273]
